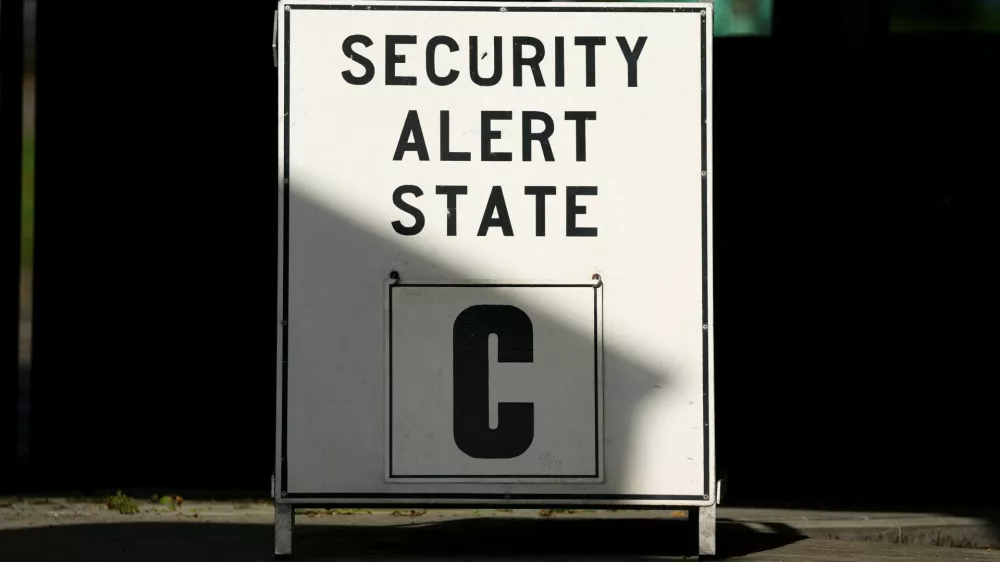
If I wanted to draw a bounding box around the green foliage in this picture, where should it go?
[390,509,426,517]
[538,508,579,517]
[150,494,183,510]
[105,491,139,515]
[333,508,370,515]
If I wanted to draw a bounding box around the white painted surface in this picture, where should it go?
[389,284,602,482]
[278,0,713,505]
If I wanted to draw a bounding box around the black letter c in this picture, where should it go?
[427,36,459,86]
[453,305,534,459]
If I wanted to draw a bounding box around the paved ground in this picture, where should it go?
[2,499,999,561]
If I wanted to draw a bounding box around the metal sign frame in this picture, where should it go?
[275,0,716,556]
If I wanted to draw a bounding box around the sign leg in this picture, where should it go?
[697,503,717,557]
[275,503,295,560]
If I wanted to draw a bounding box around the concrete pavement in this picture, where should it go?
[2,499,999,561]
[720,506,1000,549]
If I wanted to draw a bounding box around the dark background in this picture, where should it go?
[2,0,998,509]
[1,0,26,494]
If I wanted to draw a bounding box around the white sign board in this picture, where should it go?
[277,0,714,506]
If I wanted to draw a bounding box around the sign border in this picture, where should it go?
[386,283,604,483]
[277,0,714,506]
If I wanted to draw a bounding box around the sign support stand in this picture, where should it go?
[698,504,717,556]
[274,503,294,560]
[274,0,716,558]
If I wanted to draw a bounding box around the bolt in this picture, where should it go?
[389,270,400,281]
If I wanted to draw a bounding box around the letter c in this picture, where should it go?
[452,305,534,459]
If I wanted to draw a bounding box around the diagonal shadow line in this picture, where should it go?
[281,182,706,503]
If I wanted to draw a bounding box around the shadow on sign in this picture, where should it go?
[282,184,708,501]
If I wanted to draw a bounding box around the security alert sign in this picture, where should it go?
[277,0,714,506]
[353,30,645,239]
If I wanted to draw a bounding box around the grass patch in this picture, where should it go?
[105,491,139,515]
[390,509,426,517]
[334,508,372,515]
[150,494,183,510]
[538,508,582,517]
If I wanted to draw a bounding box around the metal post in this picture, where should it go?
[697,503,717,557]
[275,503,295,560]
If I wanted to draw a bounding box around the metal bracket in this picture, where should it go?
[272,10,278,68]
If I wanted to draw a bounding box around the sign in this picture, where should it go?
[277,0,714,506]
[389,284,603,482]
